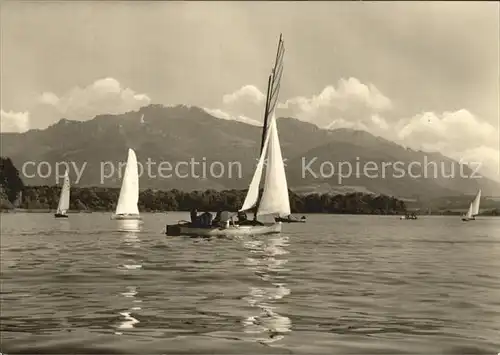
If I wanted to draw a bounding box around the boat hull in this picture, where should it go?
[112,214,142,220]
[166,222,282,237]
[54,213,68,218]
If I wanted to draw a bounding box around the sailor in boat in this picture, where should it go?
[238,211,264,226]
[236,209,264,226]
[196,210,232,229]
[211,211,226,226]
[213,211,222,226]
[238,211,247,223]
[220,211,236,228]
[198,210,213,228]
[190,208,212,227]
[190,208,199,226]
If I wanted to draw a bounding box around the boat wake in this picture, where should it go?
[115,223,143,335]
[241,235,291,343]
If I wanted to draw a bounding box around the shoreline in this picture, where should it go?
[1,209,498,217]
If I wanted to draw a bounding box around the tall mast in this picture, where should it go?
[252,34,285,219]
[260,74,273,155]
[259,34,284,153]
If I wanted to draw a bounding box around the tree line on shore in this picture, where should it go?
[0,156,407,214]
[3,156,500,215]
[8,185,407,215]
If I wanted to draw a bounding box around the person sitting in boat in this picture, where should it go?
[199,211,213,228]
[217,211,234,228]
[190,209,199,226]
[244,210,264,225]
[238,211,263,226]
[213,211,222,226]
[237,211,248,223]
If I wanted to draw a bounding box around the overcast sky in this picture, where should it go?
[1,1,499,179]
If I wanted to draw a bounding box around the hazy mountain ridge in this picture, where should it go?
[1,104,498,198]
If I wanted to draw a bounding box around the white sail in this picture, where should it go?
[56,170,70,214]
[465,203,473,219]
[471,189,481,216]
[239,34,288,218]
[115,148,140,215]
[240,130,271,212]
[257,116,290,217]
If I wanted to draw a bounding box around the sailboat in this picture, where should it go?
[112,148,141,220]
[166,34,289,237]
[54,170,70,218]
[462,189,481,221]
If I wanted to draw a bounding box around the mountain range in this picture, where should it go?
[1,104,499,199]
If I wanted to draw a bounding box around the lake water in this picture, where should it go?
[1,212,499,354]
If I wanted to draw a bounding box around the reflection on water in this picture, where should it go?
[118,286,141,330]
[55,218,70,231]
[241,235,291,343]
[116,219,143,233]
[2,214,500,353]
[115,220,142,335]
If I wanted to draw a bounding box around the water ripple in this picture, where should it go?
[1,213,499,354]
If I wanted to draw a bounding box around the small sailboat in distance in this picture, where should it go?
[166,34,289,237]
[54,170,70,218]
[462,189,481,221]
[112,148,141,220]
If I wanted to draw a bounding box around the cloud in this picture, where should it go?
[208,79,396,149]
[325,117,369,131]
[459,145,499,181]
[222,85,265,105]
[275,83,499,181]
[207,78,393,129]
[396,109,497,149]
[278,77,393,127]
[285,77,392,112]
[202,108,261,126]
[39,92,59,106]
[0,110,30,133]
[204,84,267,125]
[37,77,151,123]
[207,81,499,181]
[393,109,499,180]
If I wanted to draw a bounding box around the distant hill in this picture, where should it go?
[1,104,498,199]
[286,129,499,198]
